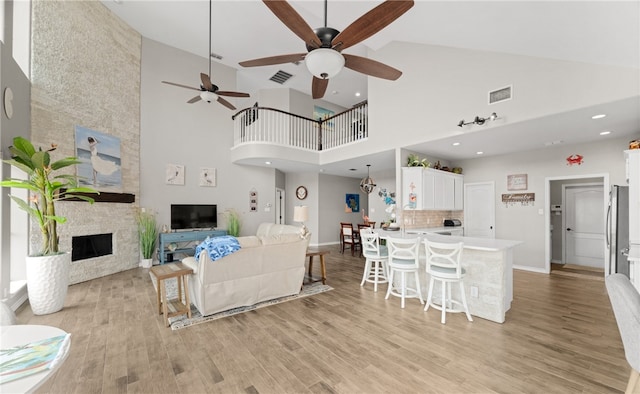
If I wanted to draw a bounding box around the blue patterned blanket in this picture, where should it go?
[194,235,241,262]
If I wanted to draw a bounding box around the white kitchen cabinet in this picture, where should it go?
[626,150,640,245]
[402,167,463,211]
[625,150,640,290]
[402,167,424,210]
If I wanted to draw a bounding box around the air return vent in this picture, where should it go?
[269,70,293,84]
[488,85,512,104]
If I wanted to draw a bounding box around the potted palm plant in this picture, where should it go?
[224,209,241,237]
[136,208,158,268]
[0,136,97,315]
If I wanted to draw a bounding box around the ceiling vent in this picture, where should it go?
[488,85,512,104]
[210,52,223,61]
[269,70,293,85]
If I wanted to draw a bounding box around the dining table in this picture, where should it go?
[374,228,523,323]
[0,324,71,393]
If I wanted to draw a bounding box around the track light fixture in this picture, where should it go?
[458,112,498,127]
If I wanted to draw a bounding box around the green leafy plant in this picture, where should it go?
[407,153,430,167]
[136,209,158,259]
[225,209,241,237]
[0,136,98,256]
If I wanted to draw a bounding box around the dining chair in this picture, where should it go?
[340,222,361,256]
[605,273,640,394]
[385,236,424,308]
[423,239,472,324]
[360,230,388,292]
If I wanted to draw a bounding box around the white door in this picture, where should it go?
[275,188,285,224]
[464,182,495,238]
[564,185,604,268]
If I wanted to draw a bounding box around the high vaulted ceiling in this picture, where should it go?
[101,0,640,174]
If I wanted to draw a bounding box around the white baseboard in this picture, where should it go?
[513,265,549,274]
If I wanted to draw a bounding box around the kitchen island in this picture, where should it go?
[375,228,523,323]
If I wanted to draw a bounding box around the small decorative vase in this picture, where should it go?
[141,258,153,268]
[25,252,71,315]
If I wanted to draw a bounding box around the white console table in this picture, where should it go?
[158,229,227,264]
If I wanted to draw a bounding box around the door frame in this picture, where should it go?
[544,173,609,274]
[561,182,605,266]
[275,187,285,224]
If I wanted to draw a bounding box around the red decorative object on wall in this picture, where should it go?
[566,154,584,166]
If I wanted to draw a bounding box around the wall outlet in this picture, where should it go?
[470,286,479,298]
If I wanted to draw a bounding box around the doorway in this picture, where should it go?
[563,184,604,268]
[545,174,609,274]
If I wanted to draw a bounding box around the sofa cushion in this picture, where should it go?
[237,236,262,248]
[260,233,302,245]
[256,223,301,237]
[195,235,241,261]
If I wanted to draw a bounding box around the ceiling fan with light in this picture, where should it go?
[239,0,414,99]
[162,0,249,110]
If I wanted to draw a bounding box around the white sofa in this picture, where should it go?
[182,223,309,316]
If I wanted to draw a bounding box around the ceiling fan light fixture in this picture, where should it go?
[200,91,218,103]
[305,48,345,79]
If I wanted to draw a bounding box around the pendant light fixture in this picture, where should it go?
[360,164,377,194]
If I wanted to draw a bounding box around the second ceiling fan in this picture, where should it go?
[240,0,414,99]
[162,0,249,110]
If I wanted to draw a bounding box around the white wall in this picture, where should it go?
[140,38,277,237]
[453,135,635,271]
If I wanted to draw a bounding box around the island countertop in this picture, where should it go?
[383,228,523,251]
[372,228,523,323]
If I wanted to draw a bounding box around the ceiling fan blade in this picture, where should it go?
[187,95,202,104]
[343,54,402,80]
[217,97,236,110]
[239,53,306,68]
[216,91,250,98]
[311,77,329,99]
[263,0,321,48]
[162,81,201,91]
[200,73,213,91]
[332,0,414,52]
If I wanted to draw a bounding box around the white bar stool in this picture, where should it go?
[360,229,388,292]
[385,236,424,308]
[423,239,473,324]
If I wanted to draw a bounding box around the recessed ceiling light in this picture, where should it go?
[355,92,361,97]
[476,151,484,155]
[332,90,339,95]
[265,161,271,165]
[452,142,460,146]
[592,114,606,119]
[600,131,611,135]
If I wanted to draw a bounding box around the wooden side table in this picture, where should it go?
[150,262,193,327]
[305,249,329,285]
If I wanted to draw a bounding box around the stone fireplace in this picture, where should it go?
[30,1,142,284]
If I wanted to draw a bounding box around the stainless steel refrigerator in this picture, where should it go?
[607,185,630,277]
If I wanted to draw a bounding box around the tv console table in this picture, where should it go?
[158,229,227,264]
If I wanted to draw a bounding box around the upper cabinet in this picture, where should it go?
[626,150,640,245]
[402,167,463,211]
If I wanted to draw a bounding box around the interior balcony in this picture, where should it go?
[230,101,368,171]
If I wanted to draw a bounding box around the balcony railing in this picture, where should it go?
[232,101,368,151]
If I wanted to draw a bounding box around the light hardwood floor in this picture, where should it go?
[16,245,629,394]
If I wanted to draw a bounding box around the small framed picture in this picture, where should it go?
[507,174,528,191]
[166,164,185,185]
[199,167,216,187]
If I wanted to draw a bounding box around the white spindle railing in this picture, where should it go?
[232,102,367,151]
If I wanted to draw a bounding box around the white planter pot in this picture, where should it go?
[141,258,153,268]
[26,252,70,315]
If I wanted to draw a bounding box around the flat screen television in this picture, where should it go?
[171,204,217,230]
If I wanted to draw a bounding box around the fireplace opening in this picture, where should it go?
[72,233,113,261]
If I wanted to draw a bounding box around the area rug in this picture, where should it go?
[150,273,333,330]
